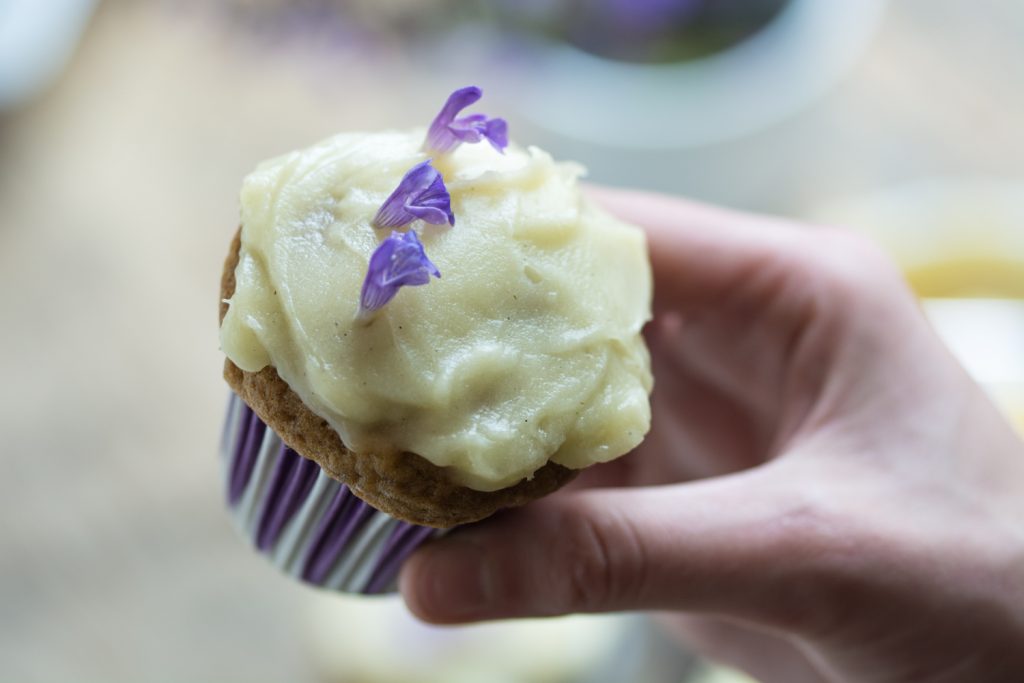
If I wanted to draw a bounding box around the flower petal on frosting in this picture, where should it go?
[359,230,441,317]
[373,160,454,229]
[424,86,509,155]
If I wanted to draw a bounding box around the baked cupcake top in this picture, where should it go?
[220,90,652,492]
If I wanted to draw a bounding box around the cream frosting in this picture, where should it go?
[220,130,652,491]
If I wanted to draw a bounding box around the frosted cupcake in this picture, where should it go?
[219,87,652,593]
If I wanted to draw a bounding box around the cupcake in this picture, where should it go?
[218,87,653,594]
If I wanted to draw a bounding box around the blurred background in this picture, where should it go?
[1,0,1022,680]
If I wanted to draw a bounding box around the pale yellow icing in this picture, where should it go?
[220,130,652,491]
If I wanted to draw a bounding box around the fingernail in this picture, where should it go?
[401,535,492,622]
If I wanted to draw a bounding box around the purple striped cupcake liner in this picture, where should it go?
[220,393,444,595]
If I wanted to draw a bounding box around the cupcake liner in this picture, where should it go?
[221,393,443,594]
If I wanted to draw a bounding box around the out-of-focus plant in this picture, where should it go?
[483,0,793,63]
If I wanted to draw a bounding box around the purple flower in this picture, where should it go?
[359,230,440,317]
[424,86,509,155]
[373,160,454,229]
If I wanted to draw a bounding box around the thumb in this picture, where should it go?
[400,465,835,632]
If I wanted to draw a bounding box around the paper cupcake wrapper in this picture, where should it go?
[220,393,442,595]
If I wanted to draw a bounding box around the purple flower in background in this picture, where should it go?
[373,160,454,229]
[359,230,440,317]
[424,86,509,155]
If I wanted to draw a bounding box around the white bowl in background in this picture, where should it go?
[506,0,887,149]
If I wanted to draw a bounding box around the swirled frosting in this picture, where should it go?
[220,130,652,491]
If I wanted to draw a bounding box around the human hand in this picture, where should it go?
[399,187,1024,682]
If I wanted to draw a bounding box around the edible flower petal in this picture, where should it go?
[373,160,454,229]
[359,230,441,317]
[424,86,509,155]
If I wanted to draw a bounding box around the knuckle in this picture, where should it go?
[558,505,644,614]
[563,513,616,613]
[807,228,905,303]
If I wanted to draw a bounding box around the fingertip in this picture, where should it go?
[397,550,432,623]
[398,535,492,624]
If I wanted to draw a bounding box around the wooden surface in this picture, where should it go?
[0,1,1021,680]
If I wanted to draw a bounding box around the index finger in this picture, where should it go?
[586,185,809,313]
